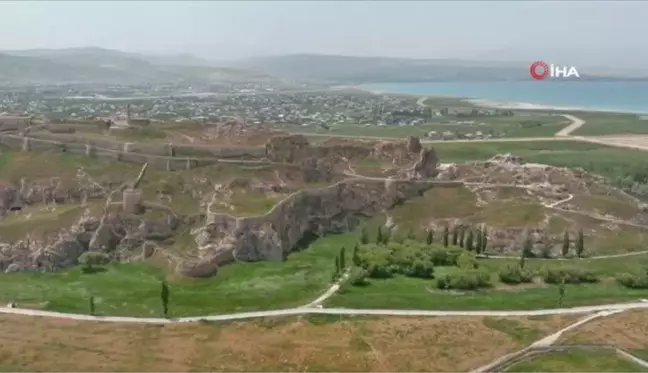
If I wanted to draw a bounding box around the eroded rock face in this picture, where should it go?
[408,148,439,179]
[0,209,179,273]
[265,134,371,164]
[299,157,335,183]
[177,178,436,277]
[0,180,106,216]
[406,136,422,154]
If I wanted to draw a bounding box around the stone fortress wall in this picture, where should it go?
[0,131,267,171]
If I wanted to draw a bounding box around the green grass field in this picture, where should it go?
[324,249,648,311]
[280,114,569,139]
[0,231,358,317]
[505,349,647,372]
[433,140,648,181]
[569,112,648,136]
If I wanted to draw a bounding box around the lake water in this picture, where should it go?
[360,81,648,114]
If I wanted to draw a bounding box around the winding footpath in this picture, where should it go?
[3,299,648,325]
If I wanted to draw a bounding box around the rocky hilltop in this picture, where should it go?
[0,134,439,276]
[1,128,643,276]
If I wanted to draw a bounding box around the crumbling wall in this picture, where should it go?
[0,134,223,171]
[176,178,456,277]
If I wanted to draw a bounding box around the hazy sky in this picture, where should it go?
[1,1,646,68]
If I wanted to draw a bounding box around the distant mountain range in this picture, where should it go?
[230,54,648,83]
[0,47,273,85]
[1,48,646,86]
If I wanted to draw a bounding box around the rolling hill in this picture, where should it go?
[232,54,648,83]
[0,47,273,85]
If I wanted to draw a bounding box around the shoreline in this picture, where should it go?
[466,98,648,115]
[353,85,648,115]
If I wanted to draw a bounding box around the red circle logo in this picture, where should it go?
[530,61,549,80]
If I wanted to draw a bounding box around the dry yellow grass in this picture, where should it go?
[0,314,577,372]
[559,310,648,351]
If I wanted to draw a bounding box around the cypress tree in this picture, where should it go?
[541,232,552,259]
[481,227,488,253]
[576,229,585,258]
[360,227,369,245]
[89,295,95,316]
[426,230,434,245]
[383,228,391,245]
[451,226,458,246]
[443,226,449,247]
[522,231,534,259]
[352,243,361,266]
[562,231,570,257]
[161,281,170,318]
[339,247,346,269]
[475,226,483,254]
[376,226,384,245]
[466,229,474,251]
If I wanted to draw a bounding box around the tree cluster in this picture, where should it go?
[542,267,598,284]
[616,268,648,289]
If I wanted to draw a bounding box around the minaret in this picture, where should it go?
[126,104,132,124]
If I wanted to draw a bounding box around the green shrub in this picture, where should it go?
[402,259,435,279]
[457,251,478,269]
[542,267,599,284]
[616,273,648,289]
[78,251,111,274]
[363,255,394,279]
[436,269,492,290]
[429,247,463,266]
[78,251,110,266]
[498,264,534,284]
[359,241,439,279]
[348,267,369,286]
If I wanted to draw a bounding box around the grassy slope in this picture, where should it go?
[0,231,354,317]
[570,112,648,136]
[0,148,140,186]
[2,141,648,315]
[434,140,648,181]
[505,350,646,372]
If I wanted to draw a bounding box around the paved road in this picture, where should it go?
[2,301,648,325]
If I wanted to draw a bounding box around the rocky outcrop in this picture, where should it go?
[299,157,335,183]
[176,178,438,277]
[407,148,439,179]
[406,136,422,154]
[0,179,108,216]
[265,134,371,164]
[0,208,179,273]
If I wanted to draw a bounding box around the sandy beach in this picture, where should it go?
[463,98,648,114]
[465,98,592,112]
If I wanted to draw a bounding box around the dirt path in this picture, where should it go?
[470,309,648,373]
[555,114,585,137]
